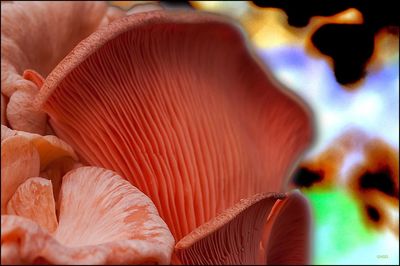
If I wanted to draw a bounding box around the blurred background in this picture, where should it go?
[110,1,399,264]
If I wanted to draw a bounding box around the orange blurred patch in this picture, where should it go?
[348,139,398,234]
[292,129,368,189]
[293,129,398,235]
[304,8,363,55]
[369,27,400,70]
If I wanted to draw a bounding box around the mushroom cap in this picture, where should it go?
[6,86,47,134]
[39,157,82,211]
[1,124,17,142]
[261,191,312,264]
[1,135,40,214]
[1,1,125,134]
[1,1,124,97]
[1,125,79,212]
[1,93,7,125]
[7,177,58,233]
[1,125,77,169]
[1,166,174,265]
[173,191,312,264]
[36,10,313,241]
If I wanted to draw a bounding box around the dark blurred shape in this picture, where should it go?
[359,168,398,198]
[252,0,398,28]
[292,166,324,188]
[312,24,374,84]
[252,0,399,86]
[252,0,351,27]
[289,130,364,189]
[350,139,399,199]
[160,0,193,9]
[292,128,398,233]
[365,204,380,222]
[348,138,399,232]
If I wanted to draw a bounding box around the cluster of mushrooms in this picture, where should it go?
[1,1,314,265]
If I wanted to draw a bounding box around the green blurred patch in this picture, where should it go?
[303,188,379,264]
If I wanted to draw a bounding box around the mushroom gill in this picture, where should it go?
[36,10,313,244]
[1,1,125,134]
[1,167,174,264]
[173,191,311,264]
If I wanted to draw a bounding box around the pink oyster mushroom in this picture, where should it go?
[2,3,314,265]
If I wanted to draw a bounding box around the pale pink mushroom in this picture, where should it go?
[1,93,7,125]
[36,10,314,264]
[1,125,78,212]
[1,167,174,264]
[7,177,58,233]
[174,191,311,264]
[1,135,40,214]
[1,1,125,134]
[1,125,77,170]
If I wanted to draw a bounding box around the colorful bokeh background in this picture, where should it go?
[111,2,399,264]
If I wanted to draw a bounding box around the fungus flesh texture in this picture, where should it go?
[1,135,40,214]
[173,191,311,264]
[1,125,78,170]
[1,1,125,134]
[7,177,58,233]
[1,93,7,125]
[1,167,175,265]
[37,9,313,247]
[1,125,79,213]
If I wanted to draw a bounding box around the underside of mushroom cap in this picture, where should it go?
[173,190,312,265]
[36,10,313,241]
[262,191,312,265]
[1,167,174,265]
